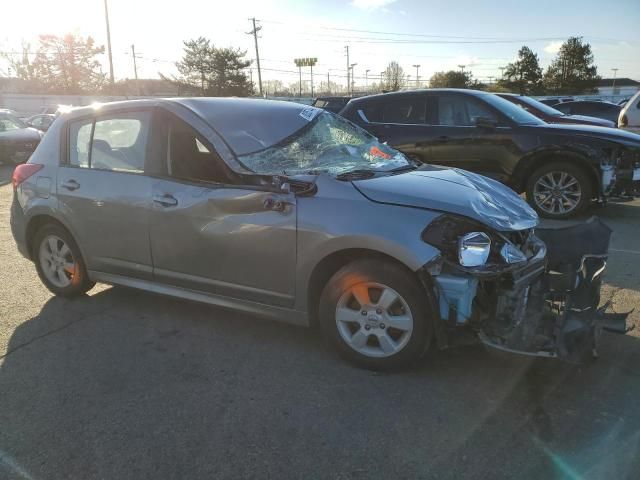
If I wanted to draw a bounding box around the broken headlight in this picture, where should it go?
[500,242,528,264]
[422,214,535,270]
[458,232,491,266]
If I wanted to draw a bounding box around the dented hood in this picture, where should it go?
[352,167,538,231]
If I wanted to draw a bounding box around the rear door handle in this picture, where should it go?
[153,194,178,207]
[61,179,80,191]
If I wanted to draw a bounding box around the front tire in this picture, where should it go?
[33,224,95,297]
[526,162,592,219]
[319,259,434,370]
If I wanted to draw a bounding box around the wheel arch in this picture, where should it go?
[305,248,423,328]
[511,149,601,197]
[24,214,81,260]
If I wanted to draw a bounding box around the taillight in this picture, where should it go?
[12,164,43,190]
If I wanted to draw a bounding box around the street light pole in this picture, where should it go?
[103,0,115,84]
[365,69,370,91]
[413,64,420,88]
[350,63,357,94]
[611,68,619,97]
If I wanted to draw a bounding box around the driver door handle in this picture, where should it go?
[153,194,178,207]
[263,196,294,212]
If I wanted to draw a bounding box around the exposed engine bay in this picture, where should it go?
[422,216,632,361]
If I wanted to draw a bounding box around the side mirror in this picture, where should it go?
[475,117,497,129]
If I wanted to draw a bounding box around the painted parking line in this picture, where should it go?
[609,248,640,256]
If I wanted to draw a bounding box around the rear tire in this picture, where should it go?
[33,224,95,297]
[526,162,592,219]
[319,259,434,370]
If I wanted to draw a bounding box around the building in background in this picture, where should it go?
[597,78,640,97]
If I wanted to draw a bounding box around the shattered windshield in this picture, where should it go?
[237,111,411,176]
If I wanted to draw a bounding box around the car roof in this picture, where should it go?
[344,88,490,106]
[62,97,320,156]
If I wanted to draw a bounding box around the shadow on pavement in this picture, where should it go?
[1,286,639,479]
[0,165,13,188]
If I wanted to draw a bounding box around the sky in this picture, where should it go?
[1,0,639,91]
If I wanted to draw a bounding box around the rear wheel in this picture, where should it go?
[33,224,95,297]
[526,162,592,219]
[319,259,434,370]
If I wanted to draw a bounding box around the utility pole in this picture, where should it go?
[458,64,466,73]
[345,46,350,96]
[488,76,494,85]
[365,69,370,91]
[327,71,330,95]
[413,64,420,88]
[310,64,314,98]
[611,68,619,97]
[103,0,115,84]
[131,44,140,95]
[248,18,263,96]
[298,65,302,96]
[499,66,506,79]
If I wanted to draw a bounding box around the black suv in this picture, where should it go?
[339,89,640,219]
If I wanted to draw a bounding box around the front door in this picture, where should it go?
[57,110,154,279]
[427,93,516,182]
[147,112,297,307]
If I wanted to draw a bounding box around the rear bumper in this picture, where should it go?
[10,191,30,260]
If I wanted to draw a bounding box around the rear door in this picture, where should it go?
[147,109,297,307]
[57,109,154,279]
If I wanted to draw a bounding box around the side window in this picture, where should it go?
[68,111,150,172]
[167,116,228,184]
[360,103,383,123]
[69,119,92,168]
[0,118,22,131]
[436,96,498,126]
[91,112,150,172]
[381,97,426,124]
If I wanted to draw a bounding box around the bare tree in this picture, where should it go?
[381,61,405,91]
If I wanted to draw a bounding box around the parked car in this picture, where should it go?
[0,113,43,165]
[539,97,574,107]
[497,93,615,128]
[553,100,622,126]
[619,90,640,132]
[312,96,351,114]
[10,99,629,368]
[25,114,57,132]
[339,89,640,219]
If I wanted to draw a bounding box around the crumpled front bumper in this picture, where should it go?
[427,217,632,361]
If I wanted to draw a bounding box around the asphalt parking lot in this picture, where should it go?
[0,164,639,480]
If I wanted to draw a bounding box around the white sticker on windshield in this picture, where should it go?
[299,106,320,122]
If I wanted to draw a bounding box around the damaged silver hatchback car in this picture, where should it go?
[10,99,631,369]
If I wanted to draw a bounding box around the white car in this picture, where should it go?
[619,90,640,132]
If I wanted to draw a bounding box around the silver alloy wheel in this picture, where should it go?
[38,235,76,288]
[335,282,413,358]
[533,171,582,215]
